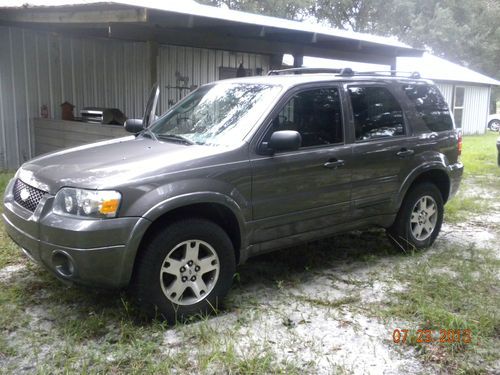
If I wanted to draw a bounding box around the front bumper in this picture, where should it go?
[2,178,150,288]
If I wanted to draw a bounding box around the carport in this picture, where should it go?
[0,0,423,169]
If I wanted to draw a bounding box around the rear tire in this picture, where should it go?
[130,218,236,323]
[488,119,500,132]
[387,182,444,251]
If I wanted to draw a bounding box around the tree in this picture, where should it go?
[198,0,313,20]
[312,0,500,81]
[198,0,500,85]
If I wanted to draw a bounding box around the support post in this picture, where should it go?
[293,54,304,68]
[147,40,159,87]
[269,54,284,70]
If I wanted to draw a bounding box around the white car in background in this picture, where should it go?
[488,114,500,131]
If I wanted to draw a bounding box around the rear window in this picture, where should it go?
[402,84,453,132]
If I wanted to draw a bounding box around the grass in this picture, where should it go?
[444,132,500,223]
[373,243,499,373]
[0,133,498,373]
[459,132,500,179]
[0,172,20,268]
[370,132,500,373]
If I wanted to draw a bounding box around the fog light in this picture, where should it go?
[52,251,75,277]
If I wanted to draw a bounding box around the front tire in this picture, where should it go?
[387,182,444,251]
[130,218,236,323]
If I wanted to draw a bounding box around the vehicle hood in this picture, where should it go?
[18,136,232,194]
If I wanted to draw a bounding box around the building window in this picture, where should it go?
[453,86,465,128]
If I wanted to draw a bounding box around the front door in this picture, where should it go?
[250,86,352,244]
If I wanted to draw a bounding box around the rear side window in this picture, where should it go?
[402,84,453,132]
[348,86,405,141]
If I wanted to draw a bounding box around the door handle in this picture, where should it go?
[396,148,414,158]
[323,159,345,169]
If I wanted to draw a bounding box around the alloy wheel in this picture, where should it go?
[410,195,438,241]
[160,240,220,305]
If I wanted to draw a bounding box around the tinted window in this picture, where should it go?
[348,86,405,141]
[267,88,343,147]
[403,84,454,131]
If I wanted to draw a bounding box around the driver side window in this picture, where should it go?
[266,87,344,148]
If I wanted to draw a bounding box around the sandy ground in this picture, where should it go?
[0,200,499,374]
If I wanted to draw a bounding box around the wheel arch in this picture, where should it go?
[400,166,451,206]
[129,193,246,282]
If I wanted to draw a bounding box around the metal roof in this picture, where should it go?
[0,0,410,48]
[292,53,500,86]
[398,54,500,86]
[0,0,423,65]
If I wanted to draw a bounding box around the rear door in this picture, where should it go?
[249,84,352,244]
[346,83,414,218]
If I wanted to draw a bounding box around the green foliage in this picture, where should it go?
[198,0,500,88]
[198,0,313,20]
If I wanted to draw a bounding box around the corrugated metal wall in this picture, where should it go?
[462,86,490,135]
[0,26,150,170]
[0,26,272,170]
[157,45,270,113]
[435,83,453,106]
[435,82,490,135]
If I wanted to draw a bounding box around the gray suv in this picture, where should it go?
[2,69,463,322]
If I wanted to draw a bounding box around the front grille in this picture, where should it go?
[13,179,47,212]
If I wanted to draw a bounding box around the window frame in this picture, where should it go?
[253,83,347,154]
[345,82,409,143]
[453,86,465,129]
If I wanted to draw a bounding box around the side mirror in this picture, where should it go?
[263,130,301,154]
[124,119,144,133]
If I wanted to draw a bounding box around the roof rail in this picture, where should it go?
[268,67,343,75]
[356,70,421,79]
[266,67,422,79]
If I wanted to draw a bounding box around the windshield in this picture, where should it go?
[149,83,282,146]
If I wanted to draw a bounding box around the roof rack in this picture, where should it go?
[268,67,343,75]
[356,70,421,79]
[267,67,421,79]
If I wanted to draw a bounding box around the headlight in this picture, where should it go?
[53,188,121,219]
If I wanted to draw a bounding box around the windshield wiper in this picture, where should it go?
[157,134,195,145]
[140,128,158,141]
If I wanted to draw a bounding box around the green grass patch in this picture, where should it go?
[372,244,500,372]
[0,172,21,268]
[460,132,500,178]
[0,172,14,195]
[445,193,491,223]
[445,133,500,223]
